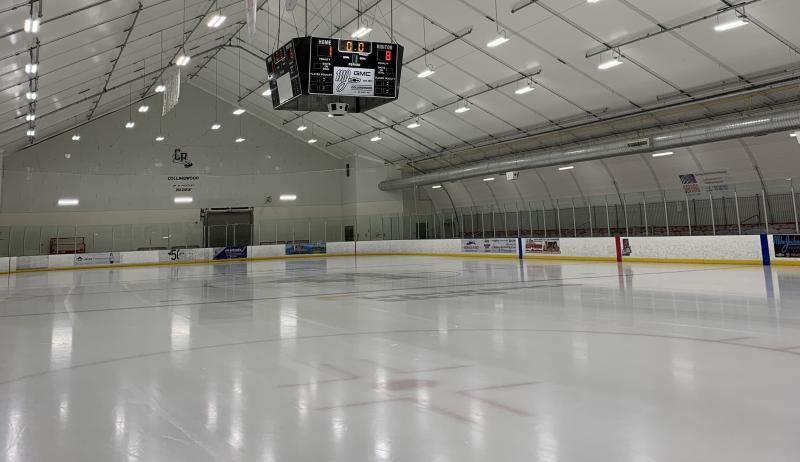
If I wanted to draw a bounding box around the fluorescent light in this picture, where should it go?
[487,35,510,48]
[431,185,442,189]
[175,54,190,66]
[454,106,470,114]
[262,88,272,96]
[417,68,435,78]
[206,13,226,28]
[714,19,748,32]
[26,129,35,136]
[483,177,495,182]
[235,137,245,143]
[64,153,71,159]
[25,91,37,100]
[279,194,297,201]
[651,151,674,157]
[352,26,372,38]
[24,63,37,74]
[558,166,574,171]
[155,135,165,141]
[125,121,135,128]
[407,122,421,129]
[598,57,623,70]
[587,0,600,3]
[370,135,382,142]
[515,85,534,95]
[174,196,193,204]
[307,138,318,144]
[211,123,221,130]
[58,198,79,206]
[155,84,166,93]
[71,134,80,141]
[327,114,334,118]
[138,105,149,113]
[232,108,245,115]
[24,18,39,33]
[25,114,35,121]
[297,125,308,131]
[791,132,798,137]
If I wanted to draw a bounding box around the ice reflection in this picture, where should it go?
[6,408,21,462]
[170,313,191,351]
[670,342,695,391]
[571,334,589,369]
[58,394,69,424]
[50,317,73,367]
[280,298,297,338]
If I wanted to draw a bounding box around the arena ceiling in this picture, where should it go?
[1,0,799,173]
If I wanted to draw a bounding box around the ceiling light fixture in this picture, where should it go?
[57,198,79,206]
[279,194,297,201]
[407,120,421,129]
[24,63,37,75]
[232,108,245,115]
[431,185,442,189]
[262,88,272,96]
[417,68,435,78]
[138,105,149,113]
[125,121,135,128]
[175,54,190,66]
[72,134,80,141]
[598,55,624,70]
[714,18,748,32]
[24,18,39,34]
[25,114,35,121]
[211,123,221,130]
[515,82,535,95]
[483,177,495,182]
[174,196,193,204]
[235,137,245,143]
[26,129,35,136]
[487,34,509,48]
[454,102,471,114]
[651,151,674,157]
[307,138,318,144]
[155,135,165,141]
[25,91,37,100]
[370,134,383,142]
[207,12,226,28]
[558,166,575,171]
[352,26,372,38]
[297,125,308,131]
[155,84,166,93]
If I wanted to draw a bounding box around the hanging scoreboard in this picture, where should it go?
[266,36,404,113]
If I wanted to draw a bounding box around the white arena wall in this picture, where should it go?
[0,235,796,274]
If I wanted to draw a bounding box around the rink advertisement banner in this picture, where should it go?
[158,248,207,263]
[285,242,327,255]
[773,235,800,258]
[524,238,561,254]
[461,239,517,254]
[213,246,248,260]
[74,252,120,266]
[679,171,729,195]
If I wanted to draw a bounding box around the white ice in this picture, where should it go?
[0,256,799,461]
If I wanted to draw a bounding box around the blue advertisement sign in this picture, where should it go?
[213,246,248,260]
[285,242,327,255]
[774,235,800,258]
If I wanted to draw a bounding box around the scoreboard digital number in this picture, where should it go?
[266,37,403,113]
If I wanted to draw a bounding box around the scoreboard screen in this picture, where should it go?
[266,36,403,113]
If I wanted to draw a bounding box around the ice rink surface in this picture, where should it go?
[0,256,799,462]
